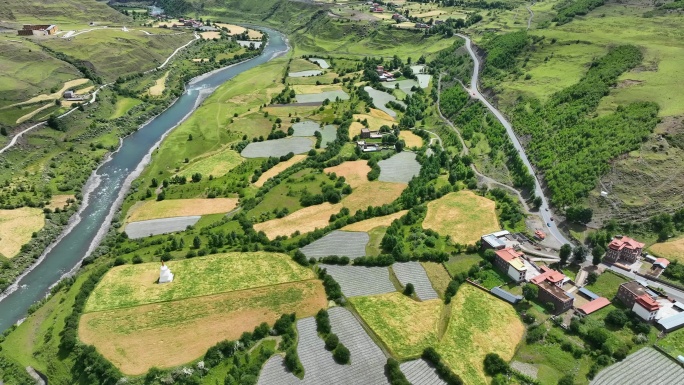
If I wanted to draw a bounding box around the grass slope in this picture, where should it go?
[0,0,128,25]
[649,235,684,263]
[126,198,239,223]
[84,252,315,312]
[0,207,45,258]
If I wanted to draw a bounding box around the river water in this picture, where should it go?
[0,28,288,331]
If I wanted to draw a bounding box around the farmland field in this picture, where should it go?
[400,359,446,385]
[301,230,369,259]
[421,262,451,298]
[364,86,405,118]
[0,207,45,258]
[341,210,407,232]
[324,160,372,188]
[126,198,239,223]
[649,236,684,263]
[378,151,422,183]
[241,137,314,158]
[175,148,243,179]
[322,264,396,297]
[124,216,200,239]
[392,262,439,301]
[253,180,405,239]
[350,292,441,359]
[423,191,499,245]
[289,70,322,77]
[258,307,388,385]
[591,347,684,385]
[399,131,424,148]
[254,154,307,187]
[295,90,349,103]
[84,252,316,312]
[80,280,325,375]
[437,285,524,385]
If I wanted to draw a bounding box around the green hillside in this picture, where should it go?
[0,0,129,25]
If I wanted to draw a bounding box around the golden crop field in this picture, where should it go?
[80,280,326,375]
[350,292,442,359]
[126,198,239,223]
[423,191,500,245]
[649,236,684,263]
[254,154,307,187]
[342,210,408,232]
[84,252,316,312]
[0,207,45,258]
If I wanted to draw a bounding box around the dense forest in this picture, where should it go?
[554,0,605,25]
[510,45,659,208]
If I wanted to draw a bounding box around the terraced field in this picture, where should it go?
[301,230,369,259]
[126,198,239,223]
[400,359,447,385]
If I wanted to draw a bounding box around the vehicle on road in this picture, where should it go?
[547,223,551,227]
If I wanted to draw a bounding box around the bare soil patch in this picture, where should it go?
[48,195,74,211]
[148,71,169,96]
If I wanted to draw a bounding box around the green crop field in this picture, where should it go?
[659,328,684,361]
[350,293,442,359]
[84,252,316,312]
[175,148,244,179]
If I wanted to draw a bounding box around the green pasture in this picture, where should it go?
[84,252,316,312]
[109,97,141,119]
[584,270,629,299]
[0,0,128,25]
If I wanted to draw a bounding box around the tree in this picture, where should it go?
[188,134,193,141]
[0,126,6,136]
[558,374,575,385]
[532,196,542,209]
[191,173,202,183]
[483,353,509,376]
[332,343,350,364]
[605,309,629,328]
[522,283,538,301]
[324,334,339,351]
[395,139,405,152]
[573,245,588,263]
[560,244,572,265]
[403,283,415,296]
[156,190,165,201]
[592,245,605,265]
[587,271,598,285]
[566,206,593,224]
[193,236,201,249]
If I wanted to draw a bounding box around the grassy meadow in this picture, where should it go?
[649,236,684,262]
[422,191,500,245]
[84,252,316,312]
[584,270,630,300]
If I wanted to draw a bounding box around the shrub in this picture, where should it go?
[483,353,509,376]
[385,358,411,385]
[316,309,331,335]
[422,347,463,385]
[403,283,415,296]
[333,343,350,364]
[324,334,339,351]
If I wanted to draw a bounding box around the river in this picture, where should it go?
[0,28,289,332]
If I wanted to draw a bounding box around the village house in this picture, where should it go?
[361,128,371,139]
[18,24,59,36]
[616,281,652,308]
[414,23,430,29]
[493,248,527,282]
[356,140,379,152]
[605,235,644,264]
[633,294,660,321]
[481,230,515,250]
[530,266,566,287]
[537,281,574,314]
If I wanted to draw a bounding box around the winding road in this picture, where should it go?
[454,33,572,246]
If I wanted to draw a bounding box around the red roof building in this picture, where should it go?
[530,266,565,287]
[577,297,611,315]
[633,294,660,321]
[655,258,670,269]
[605,236,644,264]
[493,248,527,282]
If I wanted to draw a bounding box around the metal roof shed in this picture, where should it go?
[491,287,522,304]
[658,312,684,332]
[579,287,599,300]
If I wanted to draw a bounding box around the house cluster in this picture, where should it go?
[17,24,59,36]
[367,2,384,12]
[615,280,684,331]
[172,18,204,29]
[356,140,380,152]
[414,23,430,29]
[376,66,396,82]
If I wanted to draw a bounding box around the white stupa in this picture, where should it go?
[159,261,174,283]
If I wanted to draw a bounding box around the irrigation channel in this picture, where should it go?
[0,28,289,331]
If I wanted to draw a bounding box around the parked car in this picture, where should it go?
[547,222,551,227]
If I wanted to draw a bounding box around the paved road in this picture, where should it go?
[455,33,572,246]
[607,265,684,303]
[526,4,534,30]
